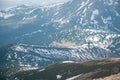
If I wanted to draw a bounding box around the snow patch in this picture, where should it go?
[50,40,77,47]
[14,45,28,52]
[4,14,14,19]
[91,9,99,20]
[76,0,90,12]
[83,29,105,33]
[54,11,59,15]
[56,75,62,79]
[19,62,39,71]
[22,15,37,21]
[25,9,36,14]
[0,12,4,17]
[101,16,112,24]
[66,74,82,80]
[38,69,45,72]
[19,62,31,67]
[87,35,101,42]
[20,67,39,71]
[62,61,74,63]
[23,30,42,36]
[43,2,64,8]
[0,12,14,19]
[53,18,69,24]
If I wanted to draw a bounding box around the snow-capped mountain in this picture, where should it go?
[0,43,119,77]
[0,0,120,46]
[0,0,120,76]
[0,43,118,66]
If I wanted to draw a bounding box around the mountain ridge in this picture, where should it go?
[6,58,120,80]
[0,0,120,79]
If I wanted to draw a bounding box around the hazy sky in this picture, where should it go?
[0,0,70,9]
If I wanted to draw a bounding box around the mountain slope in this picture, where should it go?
[0,0,120,54]
[0,0,120,79]
[0,43,119,79]
[0,0,120,46]
[95,73,120,80]
[1,43,119,76]
[7,58,120,80]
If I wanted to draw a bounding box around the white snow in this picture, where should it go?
[66,74,82,80]
[106,16,112,21]
[101,16,112,24]
[19,62,39,71]
[114,10,120,16]
[80,17,83,24]
[76,0,90,12]
[86,36,105,49]
[87,35,101,42]
[62,61,74,63]
[83,29,105,33]
[25,9,36,14]
[76,1,85,11]
[54,11,59,15]
[0,12,4,17]
[7,54,12,59]
[91,9,99,20]
[53,18,69,24]
[107,0,114,5]
[84,33,120,49]
[60,20,69,24]
[56,75,62,79]
[88,2,93,8]
[5,14,14,19]
[23,30,42,36]
[14,45,28,52]
[43,2,64,8]
[38,69,45,72]
[106,34,120,39]
[101,16,106,24]
[0,12,14,19]
[81,44,89,48]
[20,67,39,71]
[113,27,120,33]
[22,15,37,21]
[19,62,31,67]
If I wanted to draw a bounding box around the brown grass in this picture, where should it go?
[95,73,120,80]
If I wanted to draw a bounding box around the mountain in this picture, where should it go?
[0,44,119,66]
[0,0,120,46]
[5,58,120,80]
[0,0,120,79]
[95,73,120,80]
[1,43,119,77]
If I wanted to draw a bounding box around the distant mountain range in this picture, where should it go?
[0,0,120,79]
[0,0,120,46]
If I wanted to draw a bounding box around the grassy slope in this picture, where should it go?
[8,58,120,80]
[95,73,120,80]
